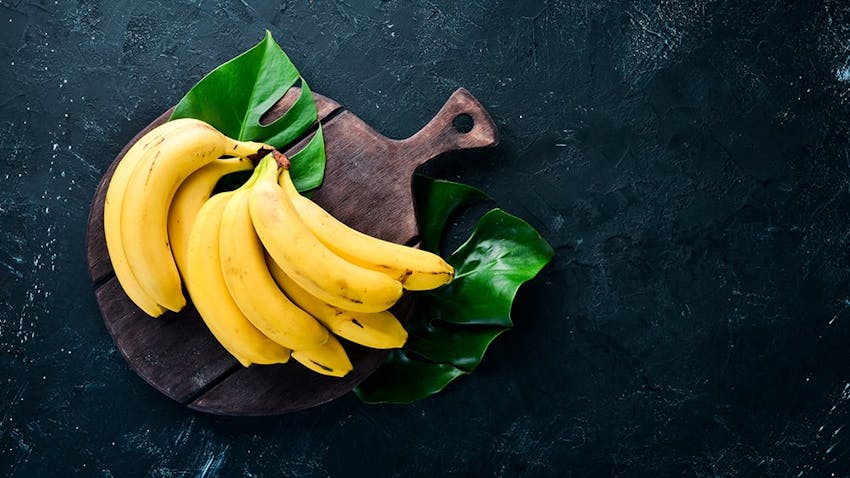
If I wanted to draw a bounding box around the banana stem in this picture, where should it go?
[272,150,291,170]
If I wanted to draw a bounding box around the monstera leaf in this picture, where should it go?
[171,31,325,191]
[412,176,491,253]
[353,350,466,404]
[355,177,554,404]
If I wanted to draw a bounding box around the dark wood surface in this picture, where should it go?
[85,88,498,415]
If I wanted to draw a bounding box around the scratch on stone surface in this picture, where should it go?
[492,415,555,474]
[837,61,850,83]
[196,443,230,478]
[621,0,715,88]
[0,384,26,440]
[69,150,101,176]
[121,427,163,458]
[816,2,850,104]
[171,416,195,448]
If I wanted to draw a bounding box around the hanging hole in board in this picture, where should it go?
[452,113,474,134]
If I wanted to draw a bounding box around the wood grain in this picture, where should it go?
[311,88,499,245]
[96,278,239,403]
[86,88,498,415]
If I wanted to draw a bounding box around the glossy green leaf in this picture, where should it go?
[353,350,465,404]
[426,209,554,326]
[288,125,326,192]
[412,175,490,253]
[170,31,317,148]
[257,79,318,147]
[356,206,554,403]
[405,321,507,372]
[170,30,325,190]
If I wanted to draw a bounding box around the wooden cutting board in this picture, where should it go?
[86,88,498,416]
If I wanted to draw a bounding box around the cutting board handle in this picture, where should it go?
[402,88,499,161]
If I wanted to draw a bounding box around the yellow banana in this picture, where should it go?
[280,175,454,291]
[268,259,407,349]
[291,335,353,377]
[168,157,253,278]
[118,118,271,312]
[248,155,403,313]
[218,171,330,350]
[184,191,290,366]
[103,120,193,317]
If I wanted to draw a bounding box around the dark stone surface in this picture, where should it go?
[2,0,850,476]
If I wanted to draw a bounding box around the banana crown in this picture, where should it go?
[255,154,281,184]
[236,157,268,191]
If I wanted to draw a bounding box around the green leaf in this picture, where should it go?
[427,209,554,326]
[356,207,554,403]
[288,125,326,192]
[405,321,508,372]
[353,350,465,404]
[171,31,313,146]
[169,30,325,190]
[412,175,490,253]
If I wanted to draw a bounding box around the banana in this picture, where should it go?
[103,120,193,317]
[268,259,407,349]
[291,334,353,377]
[184,191,290,366]
[118,118,271,312]
[249,154,403,313]
[168,157,253,278]
[280,174,454,291]
[218,169,330,350]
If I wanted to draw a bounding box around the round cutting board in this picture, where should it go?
[86,88,498,416]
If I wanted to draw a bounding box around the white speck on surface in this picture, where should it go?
[836,63,850,83]
[551,214,565,231]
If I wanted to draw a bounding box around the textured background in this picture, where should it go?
[3,0,850,476]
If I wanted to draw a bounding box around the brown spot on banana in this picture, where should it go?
[311,360,334,372]
[144,150,161,188]
[398,269,413,284]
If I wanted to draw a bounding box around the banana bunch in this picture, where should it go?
[104,118,271,317]
[104,119,455,377]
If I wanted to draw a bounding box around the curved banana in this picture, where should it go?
[268,259,407,349]
[103,120,192,317]
[120,118,271,312]
[168,157,253,278]
[248,155,403,313]
[219,172,330,350]
[280,175,454,291]
[184,191,290,367]
[291,334,353,377]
